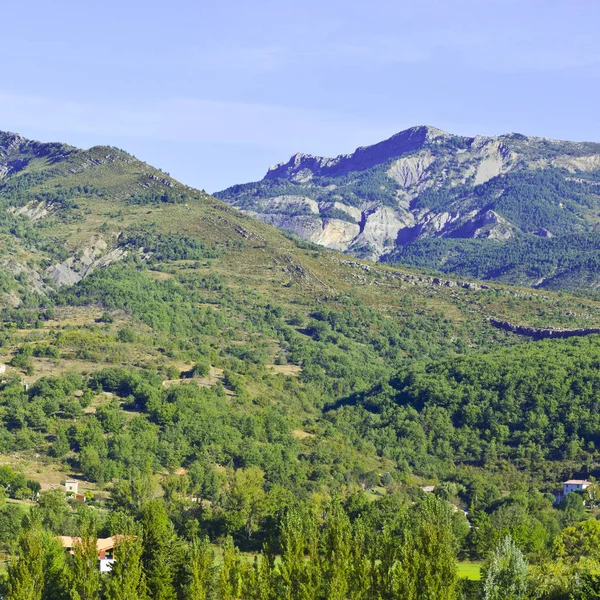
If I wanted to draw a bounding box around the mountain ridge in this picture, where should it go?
[216,125,600,290]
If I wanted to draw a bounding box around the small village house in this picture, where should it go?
[563,479,592,494]
[59,536,120,572]
[554,479,593,504]
[64,480,79,494]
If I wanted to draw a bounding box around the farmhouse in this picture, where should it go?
[59,536,120,572]
[563,479,592,494]
[64,480,79,494]
[553,479,593,504]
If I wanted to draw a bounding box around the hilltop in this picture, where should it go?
[216,126,600,290]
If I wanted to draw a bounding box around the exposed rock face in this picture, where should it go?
[387,151,435,191]
[9,201,52,221]
[218,125,600,276]
[218,125,580,259]
[45,238,128,287]
[265,126,447,180]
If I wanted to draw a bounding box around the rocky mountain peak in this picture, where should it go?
[0,131,28,156]
[265,125,454,182]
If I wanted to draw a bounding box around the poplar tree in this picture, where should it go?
[141,500,177,600]
[6,514,45,600]
[482,536,529,600]
[321,500,352,600]
[218,536,244,600]
[69,514,101,600]
[348,518,373,600]
[278,509,315,600]
[242,553,276,600]
[41,531,70,600]
[187,535,213,600]
[396,495,458,600]
[105,534,148,600]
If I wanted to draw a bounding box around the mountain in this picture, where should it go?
[3,129,600,583]
[215,125,600,290]
[3,128,600,498]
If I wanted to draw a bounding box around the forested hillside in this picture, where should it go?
[1,130,600,597]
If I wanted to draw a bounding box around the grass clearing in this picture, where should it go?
[458,562,482,580]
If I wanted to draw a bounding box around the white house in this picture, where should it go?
[554,479,593,504]
[0,364,5,375]
[563,479,592,494]
[64,480,79,494]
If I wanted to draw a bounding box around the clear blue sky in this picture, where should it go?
[2,0,599,192]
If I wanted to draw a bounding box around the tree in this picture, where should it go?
[396,495,458,600]
[141,500,177,600]
[482,536,528,600]
[348,518,372,600]
[51,427,70,458]
[187,534,213,600]
[223,467,267,541]
[69,513,101,600]
[243,552,276,600]
[558,492,586,526]
[218,536,244,600]
[105,533,148,600]
[554,519,600,563]
[6,514,45,600]
[111,468,156,516]
[321,501,351,600]
[278,509,319,600]
[41,531,70,600]
[35,489,73,535]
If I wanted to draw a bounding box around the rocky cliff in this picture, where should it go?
[216,126,600,288]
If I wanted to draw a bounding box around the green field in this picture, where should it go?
[458,562,481,580]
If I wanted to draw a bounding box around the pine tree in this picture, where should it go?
[6,514,45,600]
[105,534,148,600]
[482,536,528,600]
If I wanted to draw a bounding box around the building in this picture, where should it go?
[0,364,6,375]
[563,479,592,494]
[64,480,79,494]
[59,536,121,572]
[553,479,593,504]
[99,558,116,573]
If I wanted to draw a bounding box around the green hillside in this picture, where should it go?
[1,131,600,598]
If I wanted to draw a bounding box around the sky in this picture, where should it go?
[2,0,599,192]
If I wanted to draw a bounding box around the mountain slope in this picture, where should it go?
[3,129,600,516]
[216,126,600,290]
